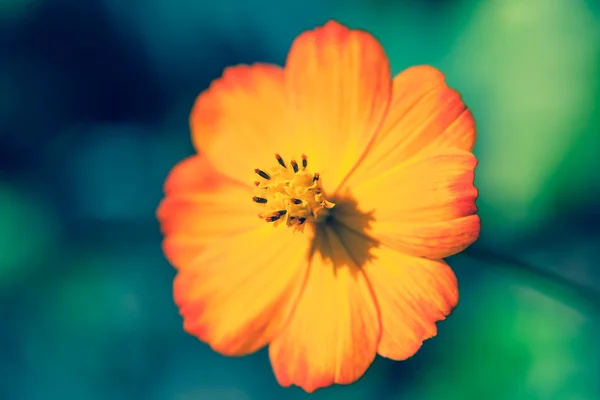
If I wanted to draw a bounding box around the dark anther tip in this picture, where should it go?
[291,160,299,173]
[252,196,268,203]
[275,154,286,168]
[255,169,271,180]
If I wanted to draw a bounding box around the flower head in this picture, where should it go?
[157,20,480,393]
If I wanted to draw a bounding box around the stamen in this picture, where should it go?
[290,160,299,173]
[255,168,271,180]
[251,153,334,232]
[275,154,286,168]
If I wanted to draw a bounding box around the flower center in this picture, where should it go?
[252,154,335,232]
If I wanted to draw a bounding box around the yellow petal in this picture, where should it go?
[174,225,311,356]
[327,225,458,360]
[366,247,458,360]
[338,148,479,259]
[284,20,392,193]
[190,64,295,184]
[268,227,380,393]
[343,65,475,189]
[156,155,257,270]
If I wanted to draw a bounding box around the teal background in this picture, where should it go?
[2,0,600,399]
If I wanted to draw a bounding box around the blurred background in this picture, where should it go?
[2,0,600,399]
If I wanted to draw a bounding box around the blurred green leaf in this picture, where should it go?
[447,0,600,235]
[403,274,598,400]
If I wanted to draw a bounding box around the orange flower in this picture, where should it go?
[157,20,479,393]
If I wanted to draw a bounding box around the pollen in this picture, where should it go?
[252,154,335,232]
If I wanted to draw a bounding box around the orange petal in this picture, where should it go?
[175,225,311,356]
[284,20,392,194]
[269,227,380,393]
[330,225,458,360]
[157,155,257,269]
[190,64,294,184]
[310,222,458,360]
[343,65,475,189]
[365,246,458,360]
[338,149,479,259]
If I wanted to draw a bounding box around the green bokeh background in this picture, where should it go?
[1,0,600,399]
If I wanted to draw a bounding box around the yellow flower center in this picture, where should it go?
[252,154,335,232]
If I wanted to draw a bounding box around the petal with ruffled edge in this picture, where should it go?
[337,148,479,259]
[331,224,458,360]
[367,251,458,360]
[190,64,296,184]
[269,227,380,393]
[157,154,258,269]
[341,65,475,191]
[174,224,311,356]
[284,20,392,194]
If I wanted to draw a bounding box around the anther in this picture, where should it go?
[275,154,286,168]
[290,160,299,173]
[255,169,271,180]
[251,154,334,230]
